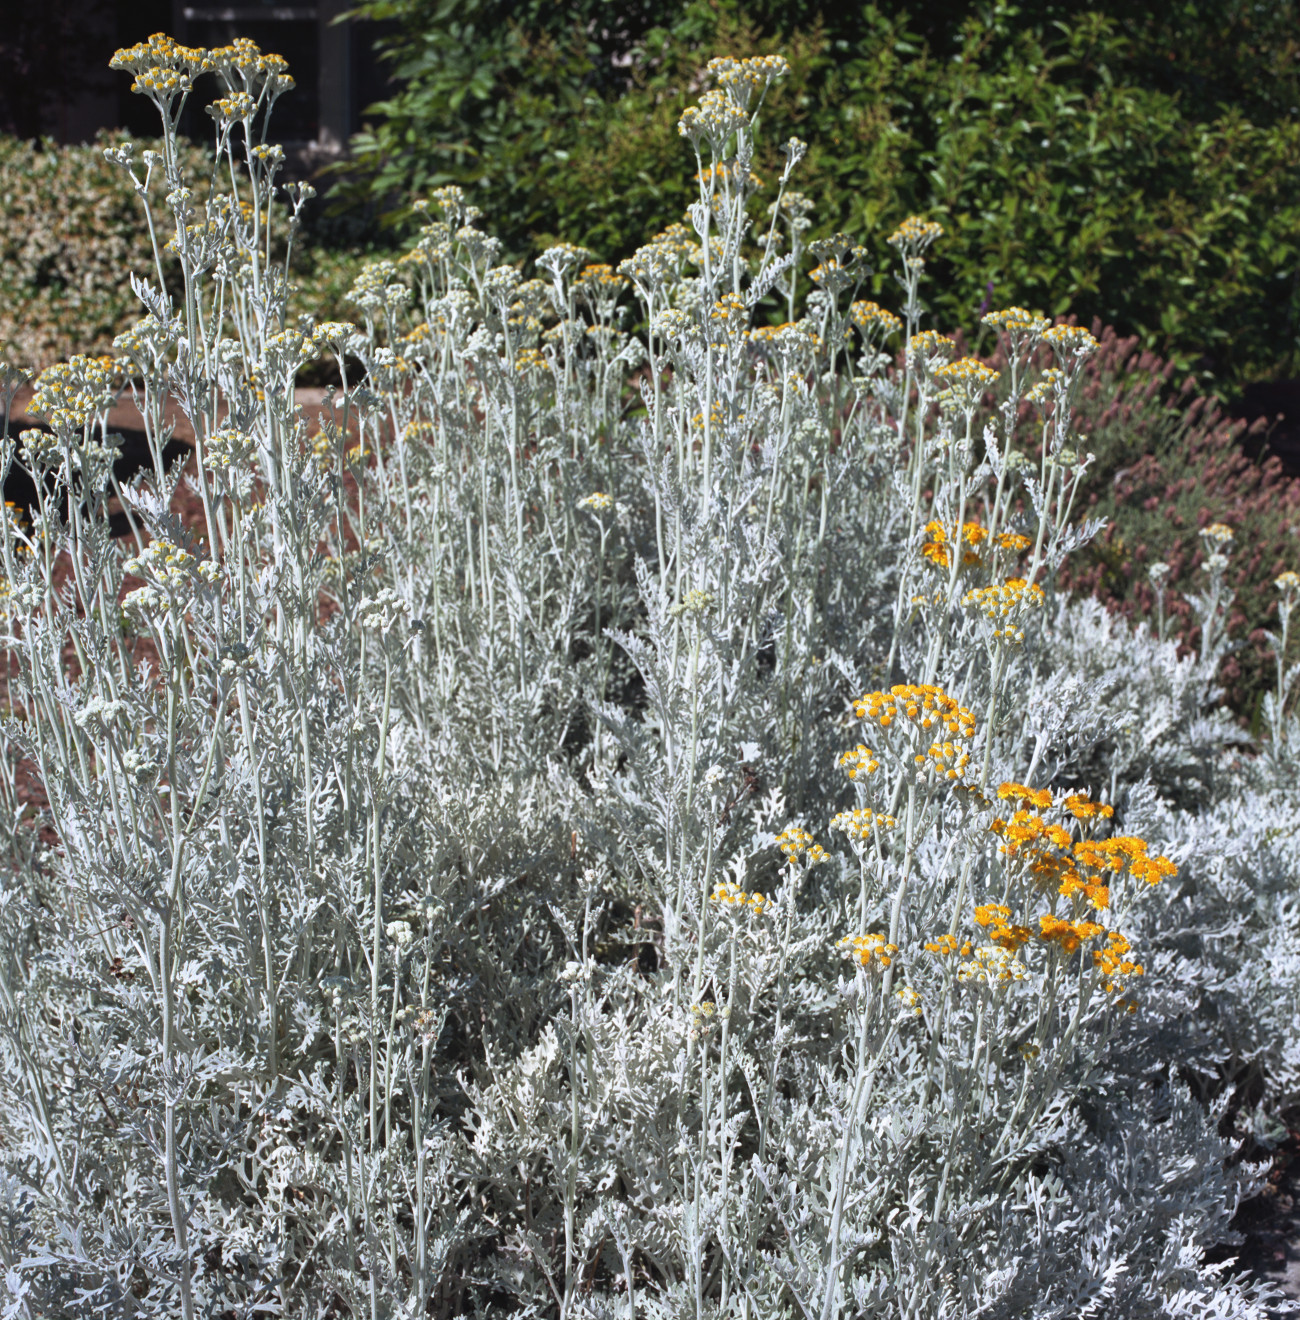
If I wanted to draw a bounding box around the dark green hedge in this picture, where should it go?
[343,0,1300,393]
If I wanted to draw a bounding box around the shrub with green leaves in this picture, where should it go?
[0,134,172,370]
[348,0,1300,392]
[0,133,365,371]
[1,35,1299,1320]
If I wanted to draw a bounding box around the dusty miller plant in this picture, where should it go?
[0,35,1296,1320]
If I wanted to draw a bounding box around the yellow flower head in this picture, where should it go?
[849,301,903,338]
[1037,913,1105,955]
[1042,324,1099,360]
[775,826,827,865]
[981,306,1049,338]
[957,944,1028,985]
[854,684,977,739]
[838,932,898,970]
[963,577,1045,643]
[1093,931,1144,992]
[888,216,945,251]
[836,744,880,780]
[922,520,987,569]
[830,807,897,839]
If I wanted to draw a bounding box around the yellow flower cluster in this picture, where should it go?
[689,1001,719,1039]
[1072,837,1178,887]
[924,739,971,781]
[775,826,829,865]
[854,684,977,739]
[576,263,628,292]
[896,986,923,1016]
[746,321,820,355]
[1038,913,1105,955]
[997,532,1033,552]
[669,588,715,617]
[111,34,211,76]
[809,245,868,288]
[711,881,769,914]
[974,903,1032,951]
[1063,792,1114,821]
[830,807,897,839]
[776,825,813,857]
[30,356,122,433]
[934,357,1000,411]
[908,330,956,365]
[709,293,749,348]
[1202,522,1235,545]
[1276,571,1300,593]
[922,520,988,569]
[992,808,1074,854]
[849,301,903,338]
[1093,931,1144,992]
[962,577,1045,643]
[1042,325,1099,359]
[578,492,613,512]
[838,932,897,969]
[204,425,254,472]
[123,538,202,590]
[209,38,292,84]
[1026,369,1065,405]
[111,35,212,100]
[689,402,731,433]
[997,781,1054,811]
[313,321,357,351]
[706,54,790,104]
[991,789,1175,914]
[207,91,256,123]
[924,933,970,957]
[837,745,880,780]
[678,90,749,144]
[981,306,1049,337]
[888,216,945,250]
[957,944,1028,985]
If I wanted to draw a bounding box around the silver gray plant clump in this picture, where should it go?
[0,34,1295,1320]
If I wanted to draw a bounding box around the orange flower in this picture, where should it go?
[1063,793,1114,821]
[1038,914,1104,955]
[998,782,1053,811]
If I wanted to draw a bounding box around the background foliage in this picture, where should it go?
[346,0,1300,392]
[1058,328,1300,724]
[0,134,364,370]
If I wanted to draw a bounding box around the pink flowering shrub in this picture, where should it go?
[980,324,1300,717]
